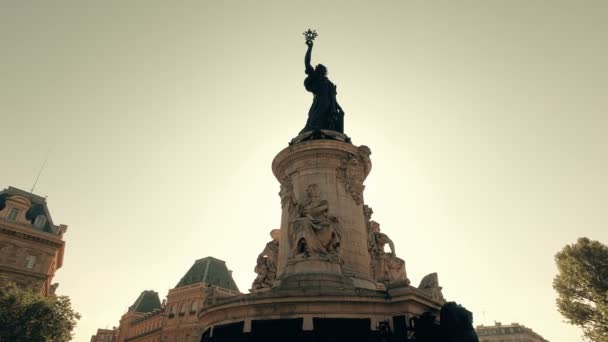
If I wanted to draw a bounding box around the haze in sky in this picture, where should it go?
[1,1,607,341]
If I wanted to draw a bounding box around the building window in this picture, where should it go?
[190,300,198,315]
[7,208,20,221]
[25,255,37,269]
[34,215,47,229]
[179,303,186,316]
[168,305,175,318]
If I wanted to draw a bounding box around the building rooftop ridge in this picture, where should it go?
[2,186,47,203]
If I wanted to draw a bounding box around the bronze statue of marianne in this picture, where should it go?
[300,29,345,134]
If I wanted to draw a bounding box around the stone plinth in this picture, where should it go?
[198,286,444,342]
[272,139,375,289]
[197,137,448,342]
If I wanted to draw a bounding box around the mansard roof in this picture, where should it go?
[0,186,60,235]
[129,290,162,313]
[175,256,239,291]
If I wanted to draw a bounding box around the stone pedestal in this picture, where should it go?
[272,139,376,289]
[198,136,447,342]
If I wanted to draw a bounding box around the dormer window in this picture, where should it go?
[34,215,47,229]
[7,208,19,221]
[25,255,37,269]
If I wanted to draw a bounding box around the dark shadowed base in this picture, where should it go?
[200,317,409,342]
[289,129,352,145]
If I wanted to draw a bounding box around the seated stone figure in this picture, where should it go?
[252,229,280,290]
[369,221,409,286]
[289,184,341,261]
[369,220,396,257]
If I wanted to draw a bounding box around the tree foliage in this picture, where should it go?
[0,283,80,342]
[553,237,608,342]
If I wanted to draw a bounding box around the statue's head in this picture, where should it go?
[270,229,280,241]
[315,64,327,76]
[370,220,381,233]
[306,184,321,199]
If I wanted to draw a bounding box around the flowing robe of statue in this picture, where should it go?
[300,41,344,134]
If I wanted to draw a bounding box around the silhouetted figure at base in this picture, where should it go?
[411,302,479,342]
[300,38,344,134]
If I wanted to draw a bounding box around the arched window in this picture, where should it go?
[7,208,20,221]
[34,215,46,229]
[179,302,186,316]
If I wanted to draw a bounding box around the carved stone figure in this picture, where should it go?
[368,220,409,286]
[369,221,395,257]
[252,229,281,290]
[289,184,341,261]
[418,272,445,302]
[363,205,373,229]
[300,31,344,134]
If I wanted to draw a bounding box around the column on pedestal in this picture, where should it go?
[272,140,376,289]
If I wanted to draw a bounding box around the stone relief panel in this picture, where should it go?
[279,175,296,211]
[288,184,342,263]
[337,146,371,205]
[251,229,280,291]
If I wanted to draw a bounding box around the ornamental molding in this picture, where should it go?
[336,146,371,205]
[273,148,353,180]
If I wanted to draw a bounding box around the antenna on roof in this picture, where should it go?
[30,149,51,194]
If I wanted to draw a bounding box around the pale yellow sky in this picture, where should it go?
[1,1,607,341]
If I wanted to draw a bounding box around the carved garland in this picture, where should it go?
[336,146,371,205]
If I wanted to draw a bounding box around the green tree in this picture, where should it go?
[553,237,608,342]
[0,283,80,342]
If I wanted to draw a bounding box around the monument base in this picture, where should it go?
[198,285,443,342]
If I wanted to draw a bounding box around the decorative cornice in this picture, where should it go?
[272,140,363,180]
[0,225,64,248]
[0,264,49,280]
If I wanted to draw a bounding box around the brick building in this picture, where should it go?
[0,186,67,296]
[476,322,549,342]
[95,257,240,342]
[90,328,119,342]
[117,290,164,342]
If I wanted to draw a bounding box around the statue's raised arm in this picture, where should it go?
[303,29,317,75]
[305,40,314,75]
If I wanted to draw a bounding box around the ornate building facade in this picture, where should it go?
[476,322,549,342]
[0,186,67,296]
[94,257,240,342]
